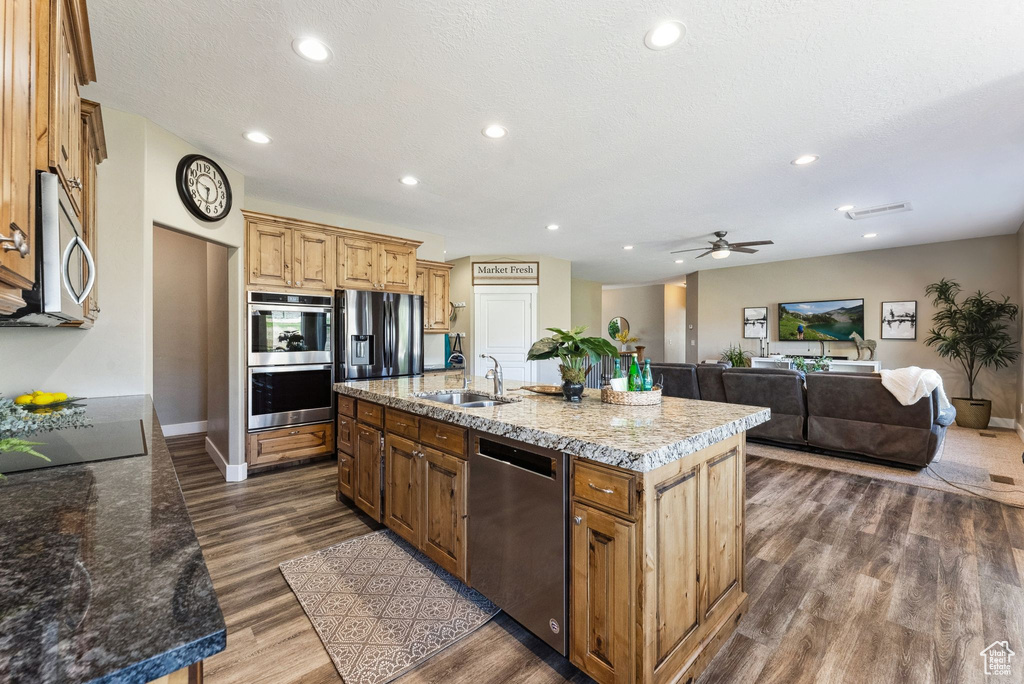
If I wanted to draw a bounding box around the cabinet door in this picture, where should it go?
[337,237,377,290]
[377,243,415,293]
[353,423,383,521]
[0,0,36,292]
[421,446,467,580]
[80,107,100,322]
[54,6,81,214]
[570,503,634,684]
[337,452,353,500]
[384,434,421,547]
[701,447,743,622]
[246,422,333,467]
[293,229,334,291]
[427,269,450,332]
[247,221,292,288]
[336,413,354,455]
[415,266,430,329]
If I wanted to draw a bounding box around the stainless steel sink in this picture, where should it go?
[414,391,515,408]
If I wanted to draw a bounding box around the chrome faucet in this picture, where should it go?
[481,354,504,396]
[447,353,469,390]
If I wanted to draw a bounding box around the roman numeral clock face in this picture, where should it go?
[176,154,232,222]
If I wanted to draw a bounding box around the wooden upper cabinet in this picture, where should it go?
[417,260,453,333]
[79,99,105,323]
[0,0,38,300]
[247,221,292,288]
[37,0,95,215]
[337,237,377,290]
[292,229,334,292]
[377,243,415,293]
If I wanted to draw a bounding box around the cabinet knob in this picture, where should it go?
[68,177,83,189]
[286,280,291,285]
[416,450,424,459]
[573,516,582,525]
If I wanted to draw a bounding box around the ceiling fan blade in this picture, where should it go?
[731,247,758,254]
[727,240,774,248]
[670,246,713,254]
[694,250,714,259]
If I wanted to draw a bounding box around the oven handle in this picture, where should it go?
[248,304,333,316]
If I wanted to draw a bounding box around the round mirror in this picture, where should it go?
[608,317,630,340]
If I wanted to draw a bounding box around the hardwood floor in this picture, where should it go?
[168,435,1024,684]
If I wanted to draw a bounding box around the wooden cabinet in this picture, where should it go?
[353,422,383,521]
[246,422,334,468]
[337,237,416,293]
[337,451,353,500]
[0,0,39,310]
[292,229,334,291]
[570,503,635,684]
[244,211,421,295]
[415,260,453,333]
[384,433,421,545]
[79,99,105,324]
[569,435,747,684]
[420,446,467,579]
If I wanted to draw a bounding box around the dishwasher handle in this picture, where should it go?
[475,437,558,479]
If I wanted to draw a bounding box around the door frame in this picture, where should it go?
[473,285,538,380]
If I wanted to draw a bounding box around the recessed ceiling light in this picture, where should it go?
[862,233,877,238]
[482,124,508,139]
[292,37,333,63]
[791,154,819,165]
[623,245,634,250]
[244,131,271,144]
[674,259,684,264]
[836,204,854,212]
[645,20,686,50]
[546,224,559,231]
[400,176,419,186]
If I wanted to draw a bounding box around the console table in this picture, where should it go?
[751,357,881,373]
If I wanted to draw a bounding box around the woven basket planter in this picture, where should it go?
[601,386,662,406]
[951,397,991,429]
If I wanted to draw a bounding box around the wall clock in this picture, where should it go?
[176,154,232,222]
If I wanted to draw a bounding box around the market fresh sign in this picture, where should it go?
[472,261,539,286]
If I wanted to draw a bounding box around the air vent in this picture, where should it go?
[845,201,912,220]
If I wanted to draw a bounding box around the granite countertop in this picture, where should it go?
[336,375,769,472]
[0,396,226,683]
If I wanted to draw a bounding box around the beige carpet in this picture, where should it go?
[280,529,499,684]
[747,425,1024,507]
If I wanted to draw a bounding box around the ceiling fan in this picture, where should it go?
[671,231,774,260]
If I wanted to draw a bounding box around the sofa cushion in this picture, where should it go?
[722,368,806,446]
[696,364,729,402]
[651,363,700,399]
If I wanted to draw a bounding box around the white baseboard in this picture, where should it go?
[1016,422,1024,443]
[989,417,1015,430]
[162,420,207,437]
[205,436,247,482]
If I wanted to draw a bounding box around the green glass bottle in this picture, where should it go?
[642,359,653,391]
[628,356,642,391]
[613,359,624,380]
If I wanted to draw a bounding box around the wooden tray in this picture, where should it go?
[520,384,588,396]
[601,386,662,406]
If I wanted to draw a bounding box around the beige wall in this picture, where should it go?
[570,278,603,338]
[1018,223,1024,432]
[602,285,667,362]
[685,273,700,363]
[206,242,230,459]
[695,235,1020,420]
[664,285,687,363]
[153,228,209,427]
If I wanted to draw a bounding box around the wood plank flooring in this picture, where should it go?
[167,434,1024,684]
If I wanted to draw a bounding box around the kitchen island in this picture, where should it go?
[0,396,226,683]
[334,374,769,684]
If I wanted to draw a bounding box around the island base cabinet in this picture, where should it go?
[569,434,747,684]
[353,423,384,522]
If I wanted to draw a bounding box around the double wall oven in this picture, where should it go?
[247,291,334,430]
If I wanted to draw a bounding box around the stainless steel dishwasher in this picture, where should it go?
[468,431,569,655]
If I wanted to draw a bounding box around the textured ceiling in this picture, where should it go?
[83,0,1024,284]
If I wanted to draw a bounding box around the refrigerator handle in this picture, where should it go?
[384,299,392,371]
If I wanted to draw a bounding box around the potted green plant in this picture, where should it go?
[924,278,1020,429]
[721,344,752,368]
[527,326,618,402]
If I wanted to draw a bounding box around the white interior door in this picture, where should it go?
[474,288,537,382]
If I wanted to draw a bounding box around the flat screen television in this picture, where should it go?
[778,298,864,341]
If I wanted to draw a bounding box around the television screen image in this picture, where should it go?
[778,299,864,341]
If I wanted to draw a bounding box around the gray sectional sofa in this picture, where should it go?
[650,362,954,468]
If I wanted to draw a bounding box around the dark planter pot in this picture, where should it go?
[562,381,585,403]
[951,397,991,429]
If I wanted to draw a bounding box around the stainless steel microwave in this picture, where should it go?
[0,172,95,327]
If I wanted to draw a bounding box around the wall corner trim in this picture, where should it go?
[206,435,247,482]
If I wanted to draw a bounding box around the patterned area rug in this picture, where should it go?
[280,529,499,684]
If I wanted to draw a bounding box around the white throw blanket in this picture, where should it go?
[880,366,952,411]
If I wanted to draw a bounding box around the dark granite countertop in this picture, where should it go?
[0,396,226,683]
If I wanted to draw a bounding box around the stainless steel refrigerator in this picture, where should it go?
[335,290,424,380]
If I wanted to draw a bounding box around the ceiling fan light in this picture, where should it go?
[711,250,730,260]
